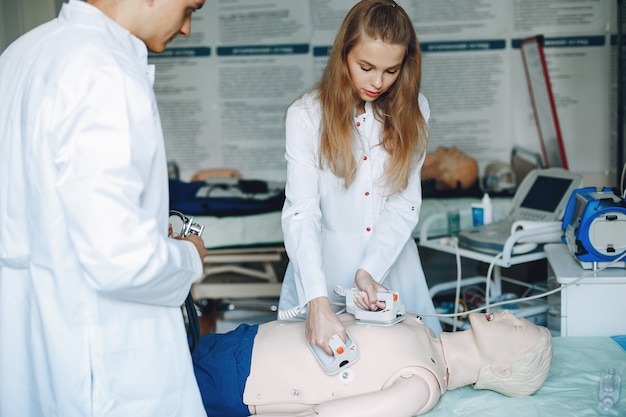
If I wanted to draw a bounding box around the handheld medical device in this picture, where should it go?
[345,288,406,326]
[169,209,204,237]
[562,187,626,269]
[308,334,360,375]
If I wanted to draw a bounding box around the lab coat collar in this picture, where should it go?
[60,0,153,84]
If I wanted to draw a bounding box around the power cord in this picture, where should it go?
[278,250,626,328]
[413,250,626,321]
[277,292,347,321]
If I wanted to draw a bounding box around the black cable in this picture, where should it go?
[184,293,201,353]
[169,210,203,353]
[618,0,624,188]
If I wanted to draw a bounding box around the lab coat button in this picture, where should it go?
[356,122,361,127]
[363,156,368,161]
[366,227,371,232]
[364,191,370,196]
[291,389,300,397]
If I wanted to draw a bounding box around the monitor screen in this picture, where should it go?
[520,175,573,212]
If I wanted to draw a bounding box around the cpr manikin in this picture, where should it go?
[192,310,553,417]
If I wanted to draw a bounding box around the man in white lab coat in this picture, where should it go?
[0,0,208,415]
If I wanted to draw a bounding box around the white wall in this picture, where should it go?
[0,0,57,52]
[0,0,24,52]
[150,1,617,185]
[0,0,618,187]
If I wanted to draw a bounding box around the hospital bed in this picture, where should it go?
[189,196,513,301]
[424,335,626,417]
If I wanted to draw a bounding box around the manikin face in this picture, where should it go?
[346,35,405,112]
[139,0,206,53]
[468,310,543,364]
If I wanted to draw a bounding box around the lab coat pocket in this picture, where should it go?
[91,312,190,415]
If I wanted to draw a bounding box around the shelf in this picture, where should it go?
[418,211,553,330]
[418,210,550,267]
[419,237,546,267]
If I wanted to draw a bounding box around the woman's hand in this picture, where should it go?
[306,297,346,356]
[353,269,387,311]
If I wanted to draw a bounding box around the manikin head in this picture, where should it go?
[426,146,479,190]
[468,310,553,397]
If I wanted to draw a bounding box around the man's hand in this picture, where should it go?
[169,223,207,261]
[182,234,208,261]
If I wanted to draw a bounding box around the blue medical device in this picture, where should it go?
[561,187,626,269]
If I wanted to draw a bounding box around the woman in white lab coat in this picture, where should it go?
[0,0,207,416]
[279,0,442,356]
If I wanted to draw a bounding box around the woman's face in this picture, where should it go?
[346,35,405,110]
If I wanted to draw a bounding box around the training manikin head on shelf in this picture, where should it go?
[192,310,554,417]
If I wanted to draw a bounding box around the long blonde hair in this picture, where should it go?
[316,0,428,193]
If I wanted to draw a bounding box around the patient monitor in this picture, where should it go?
[458,168,583,254]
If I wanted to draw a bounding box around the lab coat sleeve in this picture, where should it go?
[359,95,430,282]
[53,55,201,306]
[281,99,328,305]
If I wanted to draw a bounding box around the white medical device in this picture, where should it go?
[458,168,583,254]
[308,334,360,375]
[305,287,404,373]
[345,288,406,326]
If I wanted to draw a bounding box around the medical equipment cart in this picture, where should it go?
[545,243,626,336]
[418,210,551,329]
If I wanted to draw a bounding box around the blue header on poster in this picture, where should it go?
[217,44,309,57]
[512,35,605,49]
[313,46,331,57]
[149,47,211,59]
[420,40,506,53]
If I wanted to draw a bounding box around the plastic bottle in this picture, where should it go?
[482,193,493,225]
[471,193,493,226]
[446,207,461,236]
[598,368,621,413]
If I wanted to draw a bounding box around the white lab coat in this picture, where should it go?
[0,2,206,416]
[279,92,442,335]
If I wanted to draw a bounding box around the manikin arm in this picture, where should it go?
[253,371,440,417]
